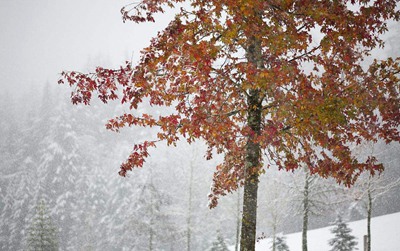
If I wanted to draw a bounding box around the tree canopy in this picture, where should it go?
[60,1,400,250]
[61,0,399,201]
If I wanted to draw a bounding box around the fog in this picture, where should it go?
[0,0,174,95]
[1,1,400,251]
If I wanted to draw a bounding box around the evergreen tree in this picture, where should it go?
[22,84,83,249]
[0,91,37,250]
[328,216,357,251]
[26,199,59,251]
[274,236,290,251]
[208,231,229,251]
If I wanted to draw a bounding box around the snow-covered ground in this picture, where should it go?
[255,212,400,251]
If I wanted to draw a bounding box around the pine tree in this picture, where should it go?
[26,199,59,251]
[208,231,229,251]
[0,91,37,250]
[274,236,290,251]
[329,216,357,251]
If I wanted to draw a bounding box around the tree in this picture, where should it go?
[349,172,400,251]
[186,156,194,251]
[103,163,179,251]
[289,167,345,251]
[26,199,59,251]
[30,85,90,250]
[60,1,400,250]
[208,231,230,251]
[0,165,36,251]
[235,188,242,251]
[0,92,28,250]
[0,89,43,250]
[258,172,291,251]
[274,235,290,251]
[328,215,357,251]
[349,142,400,251]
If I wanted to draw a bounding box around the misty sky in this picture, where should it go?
[0,0,176,95]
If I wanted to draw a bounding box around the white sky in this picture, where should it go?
[0,0,175,95]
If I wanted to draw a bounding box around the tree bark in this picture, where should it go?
[186,160,194,251]
[235,189,241,251]
[239,30,263,251]
[367,181,372,251]
[302,171,310,251]
[149,171,154,251]
[240,88,262,251]
[272,223,277,251]
[149,189,154,251]
[240,173,259,251]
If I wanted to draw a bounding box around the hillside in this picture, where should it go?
[255,212,400,251]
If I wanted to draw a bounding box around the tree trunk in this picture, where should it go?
[186,160,194,251]
[367,181,372,251]
[149,173,154,251]
[149,202,154,251]
[239,31,263,251]
[235,189,241,251]
[240,152,260,251]
[240,88,262,251]
[272,223,277,251]
[302,171,310,251]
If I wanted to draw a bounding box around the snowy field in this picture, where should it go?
[254,212,400,251]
